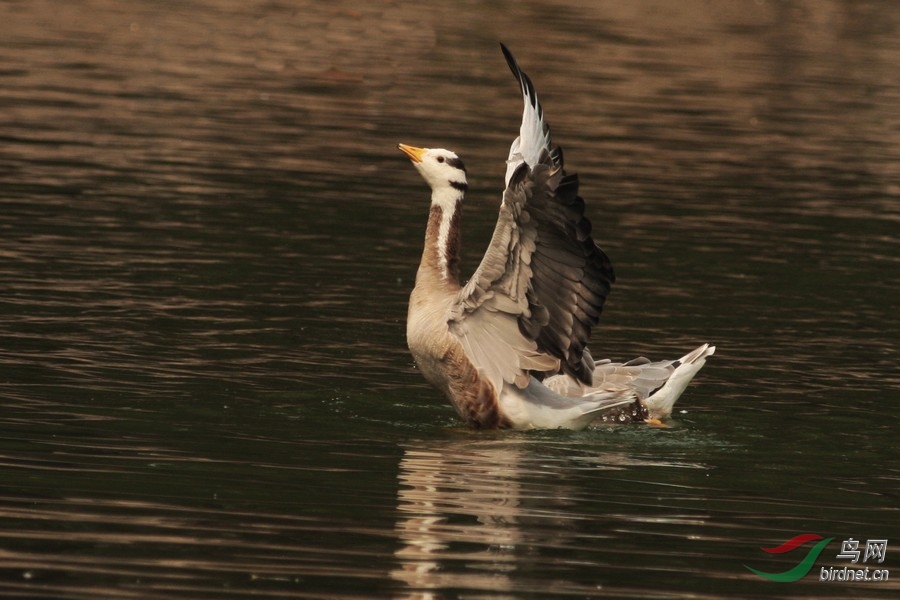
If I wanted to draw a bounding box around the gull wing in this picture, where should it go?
[448,45,615,395]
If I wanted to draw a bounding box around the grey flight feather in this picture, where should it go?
[448,48,615,391]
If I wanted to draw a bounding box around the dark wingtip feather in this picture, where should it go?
[499,43,542,120]
[550,146,564,168]
[499,43,519,81]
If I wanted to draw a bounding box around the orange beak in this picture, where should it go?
[398,143,427,163]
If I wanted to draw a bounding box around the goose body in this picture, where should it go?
[399,45,714,430]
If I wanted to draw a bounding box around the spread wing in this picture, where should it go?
[448,44,615,395]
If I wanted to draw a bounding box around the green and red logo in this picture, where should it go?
[745,534,834,582]
[746,534,889,582]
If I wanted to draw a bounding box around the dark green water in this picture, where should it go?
[2,1,898,598]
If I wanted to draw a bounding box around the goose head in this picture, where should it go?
[398,144,468,194]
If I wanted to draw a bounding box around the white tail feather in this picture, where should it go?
[643,344,716,419]
[542,343,716,424]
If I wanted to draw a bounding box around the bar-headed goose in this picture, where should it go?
[399,44,714,429]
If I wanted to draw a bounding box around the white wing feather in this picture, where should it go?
[502,44,552,186]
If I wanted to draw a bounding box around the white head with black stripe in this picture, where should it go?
[398,144,468,201]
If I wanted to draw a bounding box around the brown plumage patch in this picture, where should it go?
[423,202,463,283]
[443,339,512,429]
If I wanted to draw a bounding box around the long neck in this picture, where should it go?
[418,186,464,288]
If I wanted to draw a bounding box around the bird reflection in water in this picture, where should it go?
[391,437,527,599]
